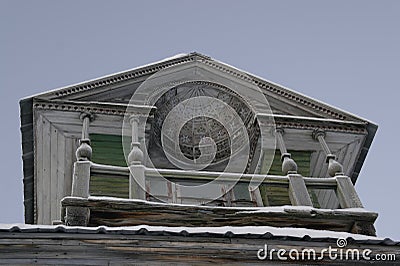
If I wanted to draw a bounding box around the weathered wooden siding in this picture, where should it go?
[35,112,77,224]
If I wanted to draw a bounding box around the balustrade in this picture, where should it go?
[64,116,367,226]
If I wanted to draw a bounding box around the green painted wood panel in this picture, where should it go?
[89,134,128,198]
[260,150,312,206]
[90,134,127,167]
[89,134,312,206]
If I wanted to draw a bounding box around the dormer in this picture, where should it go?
[20,53,378,236]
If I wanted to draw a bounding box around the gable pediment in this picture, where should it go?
[31,52,364,122]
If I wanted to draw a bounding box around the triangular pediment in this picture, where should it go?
[30,52,367,123]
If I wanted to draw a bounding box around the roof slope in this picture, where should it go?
[0,224,398,265]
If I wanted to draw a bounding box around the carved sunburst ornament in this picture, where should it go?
[152,82,256,165]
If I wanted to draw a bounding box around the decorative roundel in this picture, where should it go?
[151,81,258,170]
[122,62,276,203]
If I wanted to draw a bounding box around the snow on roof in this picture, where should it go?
[74,196,376,216]
[0,223,383,241]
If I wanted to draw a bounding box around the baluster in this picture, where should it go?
[313,129,344,177]
[75,112,93,161]
[66,112,93,226]
[275,128,297,175]
[128,115,146,200]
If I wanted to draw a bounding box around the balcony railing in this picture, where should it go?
[89,162,359,209]
[61,112,377,236]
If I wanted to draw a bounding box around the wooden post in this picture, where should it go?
[249,185,264,207]
[275,128,297,175]
[128,115,146,200]
[336,175,363,208]
[65,112,93,226]
[288,174,313,206]
[313,129,344,177]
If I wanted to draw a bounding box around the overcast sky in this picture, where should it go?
[1,1,399,239]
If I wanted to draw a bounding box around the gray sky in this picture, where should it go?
[1,1,399,239]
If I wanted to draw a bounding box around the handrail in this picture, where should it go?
[91,162,130,176]
[89,162,337,188]
[145,167,289,183]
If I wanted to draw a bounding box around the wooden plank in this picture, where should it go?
[61,196,378,235]
[56,133,66,221]
[63,137,75,199]
[50,124,58,223]
[42,116,51,224]
[325,190,340,209]
[35,114,44,224]
[342,138,363,176]
[312,151,326,177]
[309,151,319,176]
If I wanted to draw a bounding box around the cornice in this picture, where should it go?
[51,54,203,99]
[274,120,366,134]
[199,58,347,121]
[33,99,154,117]
[33,99,366,134]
